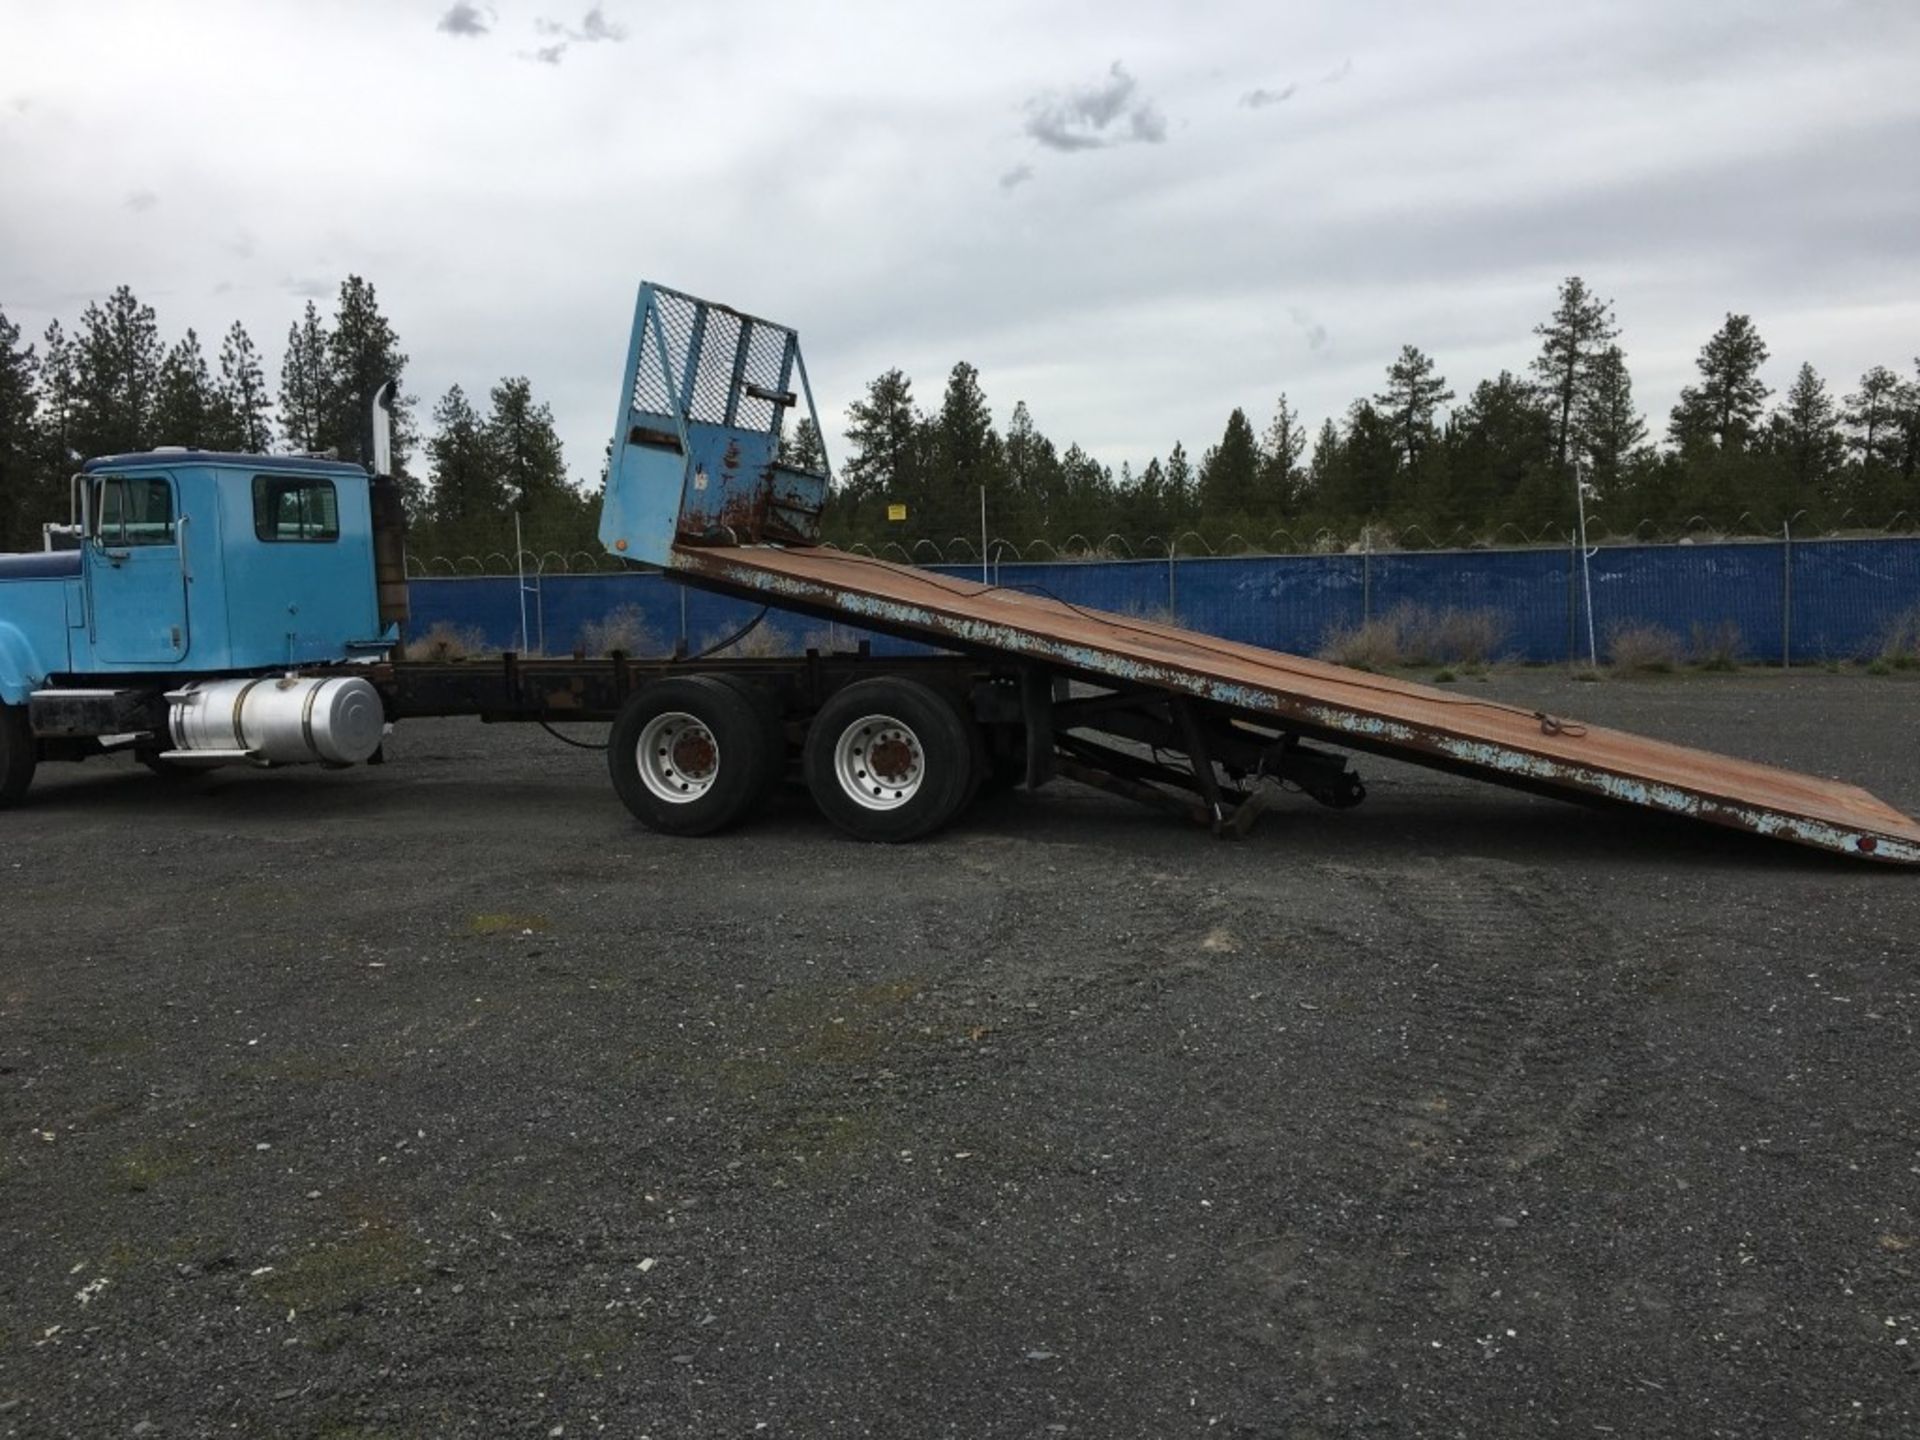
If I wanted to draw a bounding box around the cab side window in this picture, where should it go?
[93,477,175,546]
[253,476,340,543]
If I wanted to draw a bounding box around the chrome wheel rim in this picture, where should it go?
[832,714,925,811]
[638,710,720,804]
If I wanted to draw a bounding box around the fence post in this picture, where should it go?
[1567,532,1578,665]
[1361,525,1372,624]
[1781,519,1792,669]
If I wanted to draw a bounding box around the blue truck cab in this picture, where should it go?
[0,450,392,705]
[0,448,403,801]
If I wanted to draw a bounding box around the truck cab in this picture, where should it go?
[0,450,394,706]
[0,449,404,802]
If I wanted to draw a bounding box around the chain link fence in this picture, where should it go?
[406,528,1920,669]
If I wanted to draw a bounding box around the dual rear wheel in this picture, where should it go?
[606,674,979,842]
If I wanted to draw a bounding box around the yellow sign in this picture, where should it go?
[887,503,908,522]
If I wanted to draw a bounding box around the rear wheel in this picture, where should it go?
[803,678,974,842]
[707,672,789,810]
[0,701,36,807]
[608,675,770,836]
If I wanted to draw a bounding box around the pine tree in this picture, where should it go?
[426,384,503,526]
[1668,314,1770,452]
[1163,442,1195,529]
[1055,443,1113,540]
[1530,276,1619,474]
[1303,419,1340,513]
[1003,400,1062,532]
[1121,455,1168,537]
[486,376,567,509]
[35,321,78,482]
[73,285,162,456]
[1769,362,1842,510]
[1896,363,1920,485]
[841,369,922,503]
[1197,407,1261,517]
[324,276,416,485]
[215,322,273,452]
[1374,346,1453,471]
[1576,344,1646,488]
[152,330,215,446]
[1258,394,1309,514]
[1445,373,1554,526]
[929,361,1006,525]
[0,306,42,551]
[1843,365,1902,469]
[279,301,333,452]
[779,416,826,472]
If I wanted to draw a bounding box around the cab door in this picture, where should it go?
[87,473,191,665]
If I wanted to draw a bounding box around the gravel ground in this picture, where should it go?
[2,670,1918,1439]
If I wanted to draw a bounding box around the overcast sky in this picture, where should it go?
[3,0,1917,484]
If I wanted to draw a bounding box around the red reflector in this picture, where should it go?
[1859,836,1878,853]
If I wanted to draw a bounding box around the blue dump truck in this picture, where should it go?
[2,282,1917,862]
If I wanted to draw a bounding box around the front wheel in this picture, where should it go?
[0,701,36,807]
[803,678,975,842]
[607,675,774,836]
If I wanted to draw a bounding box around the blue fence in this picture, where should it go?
[408,537,1920,666]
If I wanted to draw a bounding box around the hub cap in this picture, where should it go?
[833,714,925,811]
[638,710,720,804]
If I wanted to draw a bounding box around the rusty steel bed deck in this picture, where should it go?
[672,544,1920,865]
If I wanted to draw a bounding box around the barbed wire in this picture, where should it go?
[403,512,1920,576]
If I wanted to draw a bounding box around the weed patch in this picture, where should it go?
[1606,623,1684,674]
[576,605,662,657]
[404,622,489,662]
[1320,604,1507,669]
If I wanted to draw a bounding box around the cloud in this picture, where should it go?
[536,7,628,44]
[527,43,567,65]
[1023,62,1166,153]
[579,7,627,42]
[999,164,1034,191]
[1241,59,1351,114]
[1289,307,1330,353]
[281,276,332,300]
[436,3,491,38]
[1240,83,1298,109]
[125,190,158,213]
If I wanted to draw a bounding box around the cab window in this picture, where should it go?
[253,475,340,543]
[93,476,175,546]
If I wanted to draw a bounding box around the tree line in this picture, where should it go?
[0,279,590,557]
[819,278,1920,553]
[4,276,1917,561]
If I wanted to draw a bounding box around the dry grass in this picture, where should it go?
[1688,619,1744,671]
[576,605,663,657]
[1411,607,1507,666]
[1879,605,1920,670]
[1318,615,1409,671]
[697,622,838,659]
[1318,604,1508,670]
[1605,622,1684,674]
[404,621,489,662]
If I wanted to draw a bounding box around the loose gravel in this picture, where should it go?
[2,670,1917,1438]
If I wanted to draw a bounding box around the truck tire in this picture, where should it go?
[0,701,35,807]
[803,677,974,842]
[607,675,772,836]
[706,673,789,811]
